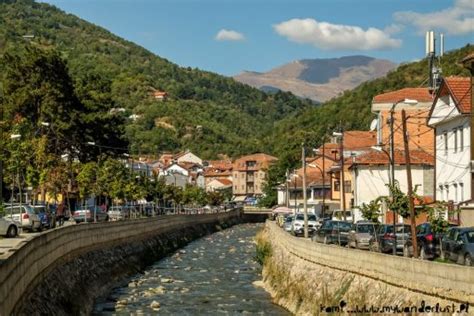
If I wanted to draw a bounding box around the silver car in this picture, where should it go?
[0,215,21,237]
[283,215,294,232]
[348,221,379,250]
[4,204,42,232]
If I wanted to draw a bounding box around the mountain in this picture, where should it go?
[0,0,311,159]
[234,56,397,102]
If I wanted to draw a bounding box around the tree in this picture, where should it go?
[359,198,383,223]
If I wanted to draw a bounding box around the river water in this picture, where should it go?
[93,223,289,315]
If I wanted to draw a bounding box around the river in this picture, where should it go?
[93,223,290,315]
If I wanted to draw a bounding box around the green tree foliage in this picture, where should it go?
[358,198,382,223]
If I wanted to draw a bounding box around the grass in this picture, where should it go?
[254,229,272,265]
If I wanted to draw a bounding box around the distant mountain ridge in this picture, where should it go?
[234,56,397,102]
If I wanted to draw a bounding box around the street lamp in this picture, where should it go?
[385,98,418,255]
[9,134,22,227]
[332,131,347,221]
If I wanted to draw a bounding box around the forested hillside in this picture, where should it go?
[0,0,310,159]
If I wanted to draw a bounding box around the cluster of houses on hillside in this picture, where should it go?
[277,53,474,227]
[128,150,277,203]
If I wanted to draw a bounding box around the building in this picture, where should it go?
[280,152,337,216]
[206,178,233,192]
[327,131,378,211]
[232,153,277,201]
[350,149,435,224]
[152,91,168,101]
[372,87,435,153]
[428,76,472,225]
[203,160,233,186]
[174,151,203,166]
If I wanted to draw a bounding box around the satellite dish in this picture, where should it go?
[369,119,378,131]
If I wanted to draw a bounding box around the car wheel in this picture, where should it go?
[7,225,17,238]
[465,254,472,266]
[403,244,411,257]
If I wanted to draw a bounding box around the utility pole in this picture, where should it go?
[322,142,326,219]
[389,105,397,255]
[402,109,418,258]
[285,169,289,208]
[339,130,347,221]
[302,143,308,238]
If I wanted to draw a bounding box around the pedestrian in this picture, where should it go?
[57,202,65,227]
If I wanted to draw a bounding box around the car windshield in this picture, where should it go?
[385,225,411,234]
[308,215,316,221]
[285,217,293,222]
[338,222,353,230]
[357,224,376,233]
[32,206,46,214]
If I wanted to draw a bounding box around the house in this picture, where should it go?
[174,151,203,166]
[327,131,378,211]
[232,153,277,201]
[280,152,337,216]
[162,162,190,177]
[206,178,233,192]
[203,160,233,185]
[350,149,435,224]
[428,76,472,225]
[372,87,435,153]
[152,91,168,101]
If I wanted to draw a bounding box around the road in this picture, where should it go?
[0,220,75,258]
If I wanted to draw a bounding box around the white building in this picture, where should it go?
[428,76,473,225]
[175,151,203,166]
[350,149,434,223]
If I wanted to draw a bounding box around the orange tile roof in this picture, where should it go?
[343,131,377,151]
[204,169,232,177]
[349,149,434,166]
[206,160,233,170]
[216,178,233,186]
[372,88,433,103]
[444,76,471,114]
[233,153,278,171]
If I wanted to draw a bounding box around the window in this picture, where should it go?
[460,127,464,151]
[334,180,340,192]
[443,131,448,155]
[453,129,458,153]
[460,182,464,202]
[344,180,351,193]
[234,185,237,190]
[241,185,244,190]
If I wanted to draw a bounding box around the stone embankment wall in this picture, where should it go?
[0,210,242,316]
[260,221,473,315]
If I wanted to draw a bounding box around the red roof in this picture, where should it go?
[233,153,277,171]
[350,149,434,166]
[444,77,471,114]
[373,88,433,103]
[343,131,377,151]
[216,178,233,186]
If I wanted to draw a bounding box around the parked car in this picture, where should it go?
[369,224,411,254]
[292,213,318,237]
[108,206,130,221]
[4,204,42,232]
[348,221,379,250]
[73,207,109,223]
[403,223,445,260]
[283,215,294,233]
[0,215,20,237]
[441,227,474,266]
[312,220,353,245]
[30,205,52,229]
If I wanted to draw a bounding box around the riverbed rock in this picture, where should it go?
[160,278,173,283]
[150,300,161,309]
[128,281,138,288]
[116,299,128,305]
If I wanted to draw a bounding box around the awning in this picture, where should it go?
[272,206,293,214]
[233,196,246,202]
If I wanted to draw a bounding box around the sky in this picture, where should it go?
[40,0,473,76]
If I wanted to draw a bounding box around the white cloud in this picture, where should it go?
[215,29,245,41]
[394,0,474,35]
[273,18,401,51]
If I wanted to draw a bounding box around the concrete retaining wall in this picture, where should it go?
[0,210,241,315]
[267,221,474,304]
